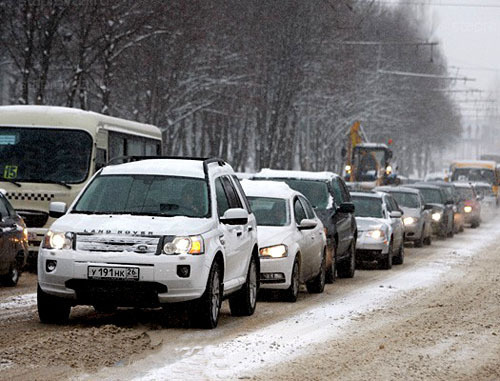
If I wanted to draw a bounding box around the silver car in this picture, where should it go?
[375,186,432,247]
[351,192,405,270]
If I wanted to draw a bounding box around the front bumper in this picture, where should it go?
[403,222,423,241]
[356,233,390,254]
[259,255,294,290]
[37,248,211,305]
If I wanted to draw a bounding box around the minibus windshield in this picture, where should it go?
[0,127,93,184]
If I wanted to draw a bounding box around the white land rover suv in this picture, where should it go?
[37,157,259,328]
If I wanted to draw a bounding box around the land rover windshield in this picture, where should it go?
[0,127,92,184]
[73,175,210,218]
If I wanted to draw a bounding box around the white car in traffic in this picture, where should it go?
[37,157,259,329]
[351,191,405,269]
[242,180,327,302]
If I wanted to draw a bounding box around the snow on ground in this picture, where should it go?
[89,217,500,381]
[0,293,36,310]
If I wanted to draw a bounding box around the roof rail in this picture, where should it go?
[105,156,227,178]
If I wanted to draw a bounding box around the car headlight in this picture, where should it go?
[464,205,473,213]
[403,217,417,226]
[260,244,288,258]
[43,231,74,250]
[431,212,442,222]
[163,235,204,255]
[367,229,385,240]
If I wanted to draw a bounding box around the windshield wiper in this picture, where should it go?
[1,178,22,187]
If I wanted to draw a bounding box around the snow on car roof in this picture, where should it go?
[452,182,473,188]
[355,142,388,149]
[350,191,384,199]
[473,182,493,188]
[241,179,297,199]
[254,168,338,181]
[375,186,420,194]
[101,159,233,179]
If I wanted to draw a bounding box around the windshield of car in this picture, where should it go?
[247,197,289,226]
[389,192,420,208]
[0,127,92,184]
[268,179,330,210]
[73,175,209,217]
[455,186,474,200]
[451,168,495,184]
[417,188,443,204]
[351,196,383,218]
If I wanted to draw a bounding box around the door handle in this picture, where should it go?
[236,231,243,237]
[248,226,253,232]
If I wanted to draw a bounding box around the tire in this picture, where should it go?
[37,284,71,324]
[393,242,404,265]
[447,228,454,238]
[192,261,222,329]
[471,220,480,229]
[283,258,299,303]
[459,225,464,233]
[380,242,393,270]
[229,255,258,317]
[414,232,424,248]
[337,242,356,278]
[325,244,336,284]
[2,262,20,287]
[423,233,432,246]
[306,251,326,294]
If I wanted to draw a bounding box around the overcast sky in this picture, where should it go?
[428,0,500,93]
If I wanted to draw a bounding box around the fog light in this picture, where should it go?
[46,259,57,273]
[464,206,473,213]
[177,265,191,278]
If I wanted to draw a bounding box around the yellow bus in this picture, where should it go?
[449,160,499,203]
[0,105,162,264]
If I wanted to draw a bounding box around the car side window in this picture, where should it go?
[385,196,395,212]
[0,197,10,218]
[299,196,315,219]
[339,179,351,202]
[231,175,252,212]
[294,198,307,224]
[221,176,243,209]
[215,178,231,217]
[330,178,344,206]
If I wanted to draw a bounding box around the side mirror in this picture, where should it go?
[389,211,402,218]
[298,218,317,230]
[337,202,355,214]
[49,202,67,219]
[424,204,434,210]
[445,200,454,206]
[220,208,249,225]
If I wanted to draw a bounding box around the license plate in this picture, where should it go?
[87,266,139,280]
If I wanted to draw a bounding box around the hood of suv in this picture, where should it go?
[50,213,216,236]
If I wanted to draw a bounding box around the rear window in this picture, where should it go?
[351,196,383,218]
[456,187,474,200]
[390,192,420,208]
[247,197,289,226]
[271,179,330,210]
[417,188,443,204]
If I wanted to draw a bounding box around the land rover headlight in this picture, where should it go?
[367,229,385,240]
[403,217,417,226]
[431,212,442,222]
[163,235,204,255]
[43,231,74,250]
[260,244,288,258]
[464,205,473,213]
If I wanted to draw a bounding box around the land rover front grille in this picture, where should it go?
[76,234,160,254]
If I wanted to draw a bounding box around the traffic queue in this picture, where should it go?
[0,107,498,330]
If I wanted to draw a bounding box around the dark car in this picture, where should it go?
[407,183,454,238]
[453,182,481,228]
[0,190,28,286]
[427,181,465,234]
[253,169,357,282]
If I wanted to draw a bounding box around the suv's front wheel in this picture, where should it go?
[229,255,258,316]
[337,242,356,278]
[37,285,71,324]
[193,261,222,329]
